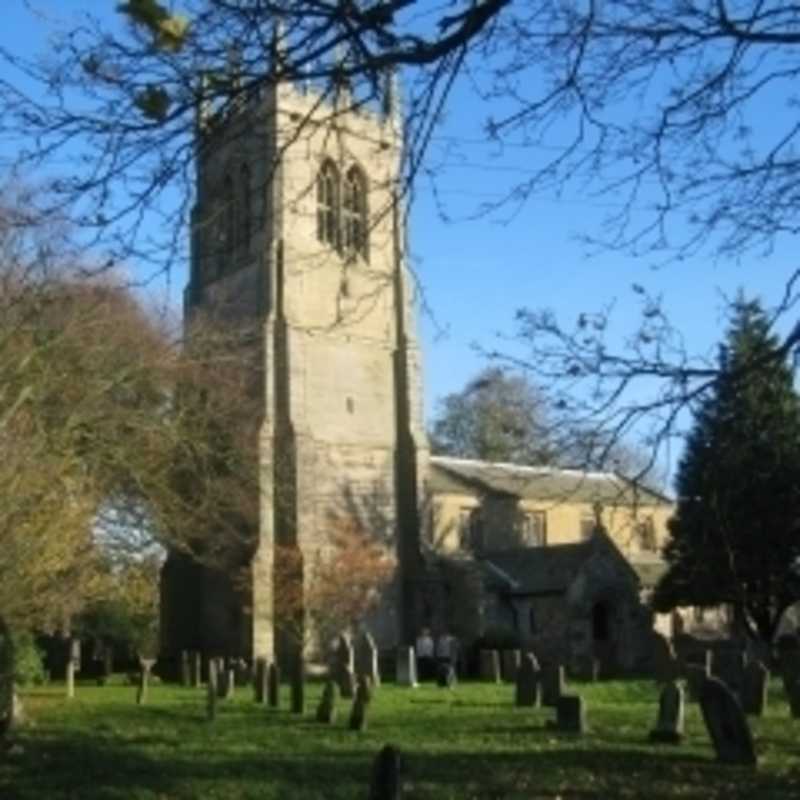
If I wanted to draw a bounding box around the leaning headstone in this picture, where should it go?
[699,676,757,766]
[479,650,502,683]
[316,679,339,724]
[547,694,587,734]
[437,662,457,688]
[136,659,156,705]
[541,663,565,707]
[254,657,268,704]
[649,681,684,744]
[501,649,521,682]
[290,657,305,714]
[741,660,768,716]
[395,647,418,687]
[355,631,381,687]
[369,744,402,800]
[349,677,370,731]
[267,662,280,708]
[190,651,201,688]
[515,653,540,708]
[651,633,680,683]
[206,659,218,721]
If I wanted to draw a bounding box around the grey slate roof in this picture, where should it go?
[429,456,671,506]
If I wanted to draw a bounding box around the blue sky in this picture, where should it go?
[2,1,799,481]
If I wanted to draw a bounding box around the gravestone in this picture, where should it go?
[290,657,305,714]
[515,653,540,708]
[395,647,418,687]
[741,660,768,716]
[315,679,338,724]
[267,662,280,708]
[649,681,684,744]
[216,661,229,698]
[335,634,354,672]
[190,651,201,688]
[699,676,757,766]
[359,675,374,705]
[206,659,218,721]
[786,674,800,718]
[547,694,586,734]
[136,659,156,706]
[254,657,268,704]
[335,663,356,699]
[651,633,679,683]
[501,650,521,683]
[685,664,710,702]
[479,650,501,683]
[437,662,457,688]
[355,631,381,687]
[714,649,746,700]
[368,744,402,800]
[224,668,235,700]
[180,650,190,687]
[349,677,370,731]
[541,663,565,707]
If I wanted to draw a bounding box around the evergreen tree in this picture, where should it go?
[653,299,800,644]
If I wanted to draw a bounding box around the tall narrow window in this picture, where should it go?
[316,160,340,249]
[342,166,368,260]
[240,163,251,252]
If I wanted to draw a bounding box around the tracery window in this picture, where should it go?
[316,160,340,249]
[342,166,368,260]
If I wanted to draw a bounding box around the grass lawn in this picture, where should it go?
[2,677,800,799]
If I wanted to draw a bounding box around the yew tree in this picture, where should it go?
[653,299,800,644]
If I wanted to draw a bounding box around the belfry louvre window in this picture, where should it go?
[316,160,340,249]
[342,166,368,260]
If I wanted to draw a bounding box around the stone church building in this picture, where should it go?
[160,70,680,673]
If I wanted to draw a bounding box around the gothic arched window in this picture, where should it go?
[316,160,340,249]
[342,166,368,260]
[240,163,251,252]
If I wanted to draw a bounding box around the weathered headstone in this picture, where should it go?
[369,744,402,800]
[437,661,457,688]
[699,676,757,766]
[65,657,77,700]
[224,668,235,700]
[136,659,156,705]
[541,663,565,707]
[547,694,586,734]
[359,675,374,705]
[515,653,540,707]
[649,681,684,744]
[315,679,338,724]
[786,674,800,718]
[190,651,201,688]
[349,677,370,731]
[714,649,746,700]
[290,657,305,714]
[335,634,354,672]
[501,649,521,682]
[254,657,268,704]
[479,649,501,683]
[180,650,190,687]
[395,647,418,687]
[741,660,768,716]
[651,633,680,683]
[206,659,218,721]
[335,663,356,699]
[267,662,280,708]
[355,631,381,687]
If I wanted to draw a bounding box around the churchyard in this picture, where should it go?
[3,675,800,799]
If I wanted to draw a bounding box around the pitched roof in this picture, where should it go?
[428,455,671,506]
[477,532,644,595]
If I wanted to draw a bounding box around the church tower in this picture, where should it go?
[161,61,429,663]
